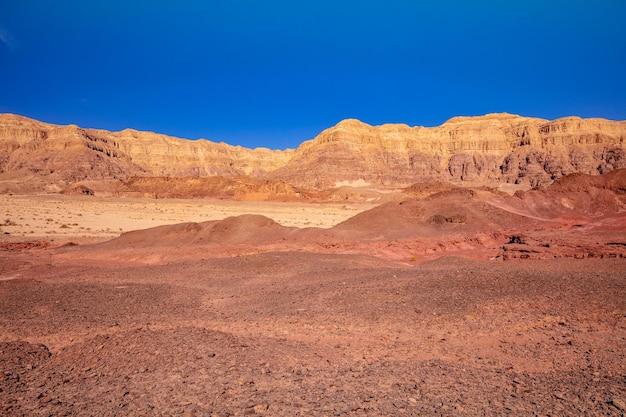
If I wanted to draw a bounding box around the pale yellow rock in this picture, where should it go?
[1,112,624,192]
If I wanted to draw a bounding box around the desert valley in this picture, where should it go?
[0,113,625,416]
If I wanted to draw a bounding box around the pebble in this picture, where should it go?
[612,398,626,411]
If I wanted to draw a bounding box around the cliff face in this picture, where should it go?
[0,113,624,192]
[269,114,626,188]
[0,114,292,190]
[109,129,293,177]
[0,115,145,188]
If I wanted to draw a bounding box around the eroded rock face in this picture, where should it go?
[270,114,626,188]
[0,114,292,191]
[110,128,293,177]
[0,113,624,191]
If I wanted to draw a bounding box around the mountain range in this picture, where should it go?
[1,113,624,197]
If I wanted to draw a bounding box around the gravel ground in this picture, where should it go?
[1,251,625,416]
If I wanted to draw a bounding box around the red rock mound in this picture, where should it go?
[546,167,626,194]
[497,168,626,221]
[57,171,626,264]
[332,189,533,240]
[95,214,296,251]
[403,181,461,198]
[64,189,541,264]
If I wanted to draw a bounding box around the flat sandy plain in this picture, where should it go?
[0,194,374,244]
[1,193,625,416]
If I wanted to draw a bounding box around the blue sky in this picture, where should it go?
[1,1,625,149]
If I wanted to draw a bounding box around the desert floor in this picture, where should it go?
[0,195,625,416]
[0,194,375,244]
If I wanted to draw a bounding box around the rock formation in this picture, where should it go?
[112,176,305,201]
[271,114,626,188]
[0,112,624,194]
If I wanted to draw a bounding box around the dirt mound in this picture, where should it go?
[545,167,626,193]
[203,215,297,244]
[65,189,544,264]
[499,168,626,221]
[97,214,296,250]
[403,181,461,198]
[49,171,626,265]
[332,188,532,240]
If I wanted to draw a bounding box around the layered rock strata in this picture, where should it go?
[272,114,626,188]
[1,113,624,191]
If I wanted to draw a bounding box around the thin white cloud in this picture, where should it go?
[0,25,17,50]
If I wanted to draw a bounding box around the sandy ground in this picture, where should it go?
[1,191,625,416]
[0,251,624,416]
[0,194,375,243]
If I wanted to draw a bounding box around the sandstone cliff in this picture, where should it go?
[0,114,292,192]
[109,129,293,177]
[0,113,624,193]
[0,115,145,192]
[269,114,626,188]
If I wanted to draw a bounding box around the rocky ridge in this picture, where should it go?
[1,113,624,194]
[277,114,626,188]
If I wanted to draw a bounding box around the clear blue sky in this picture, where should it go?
[1,1,625,149]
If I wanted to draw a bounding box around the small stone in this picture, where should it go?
[612,398,626,411]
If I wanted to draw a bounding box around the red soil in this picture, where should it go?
[1,170,625,416]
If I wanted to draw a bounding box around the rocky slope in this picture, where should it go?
[1,113,624,193]
[272,114,626,188]
[0,114,292,193]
